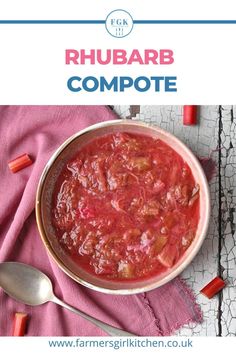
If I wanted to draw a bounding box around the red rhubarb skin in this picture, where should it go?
[200,276,226,299]
[12,313,28,336]
[183,105,197,125]
[8,153,33,173]
[52,133,200,280]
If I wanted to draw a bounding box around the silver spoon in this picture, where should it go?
[0,262,135,336]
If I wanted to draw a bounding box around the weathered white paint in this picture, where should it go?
[220,106,236,337]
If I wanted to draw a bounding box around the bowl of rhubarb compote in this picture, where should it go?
[36,120,210,294]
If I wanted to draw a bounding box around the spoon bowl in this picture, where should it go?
[0,262,53,306]
[0,262,135,336]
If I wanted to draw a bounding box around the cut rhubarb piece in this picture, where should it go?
[154,236,168,254]
[128,157,151,171]
[118,261,135,278]
[157,244,178,268]
[200,276,226,299]
[12,312,28,336]
[8,153,33,173]
[183,105,198,125]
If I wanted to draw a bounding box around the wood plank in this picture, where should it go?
[219,105,236,336]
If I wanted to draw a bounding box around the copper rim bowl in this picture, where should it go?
[36,119,211,295]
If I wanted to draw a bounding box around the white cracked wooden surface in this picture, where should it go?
[113,105,236,336]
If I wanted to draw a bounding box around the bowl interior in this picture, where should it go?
[36,120,210,294]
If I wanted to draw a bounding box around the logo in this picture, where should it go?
[105,9,133,38]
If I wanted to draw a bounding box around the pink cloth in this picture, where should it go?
[0,105,202,336]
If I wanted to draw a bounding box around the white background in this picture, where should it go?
[0,337,235,354]
[1,0,236,20]
[0,0,236,104]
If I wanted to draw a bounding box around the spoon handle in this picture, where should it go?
[52,296,136,336]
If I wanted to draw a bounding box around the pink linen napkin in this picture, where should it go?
[0,105,202,336]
